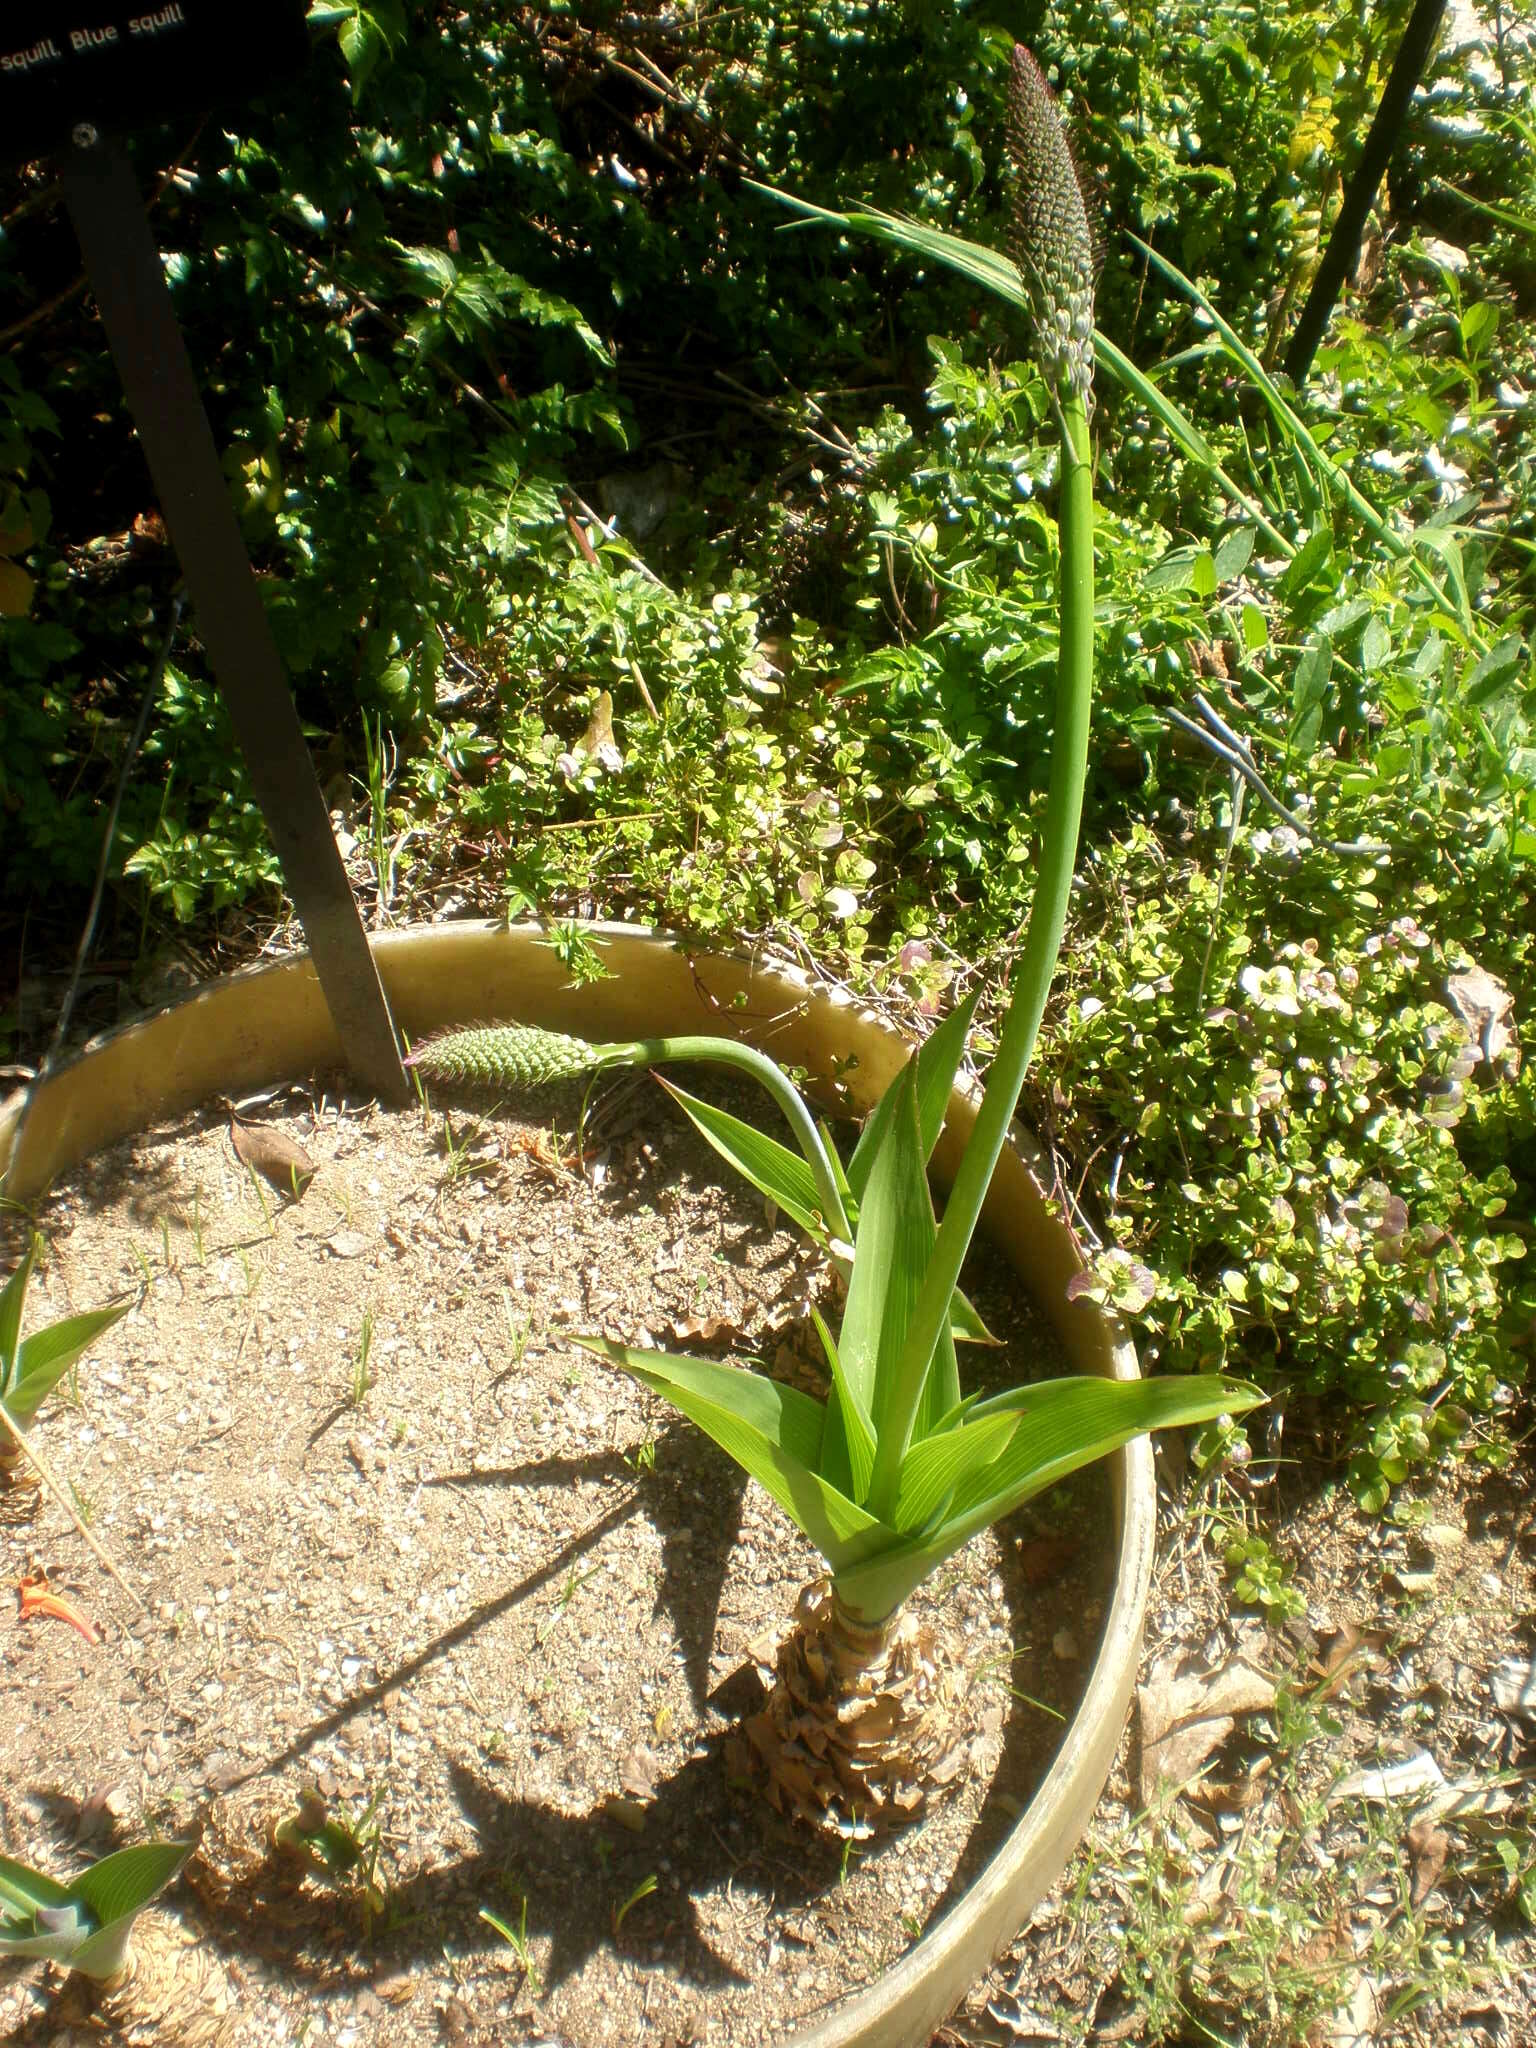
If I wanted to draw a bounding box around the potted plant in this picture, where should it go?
[407,46,1259,1839]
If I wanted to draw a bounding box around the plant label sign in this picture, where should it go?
[0,0,308,166]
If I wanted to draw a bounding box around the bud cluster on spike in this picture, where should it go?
[405,1022,608,1089]
[1006,46,1096,410]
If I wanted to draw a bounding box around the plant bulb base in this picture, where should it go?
[0,1453,42,1521]
[56,1911,236,2048]
[733,1580,983,1839]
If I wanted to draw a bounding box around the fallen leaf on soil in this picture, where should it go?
[1406,1818,1450,1906]
[619,1743,661,1800]
[1490,1652,1536,1718]
[17,1574,100,1645]
[230,1117,316,1199]
[605,1794,649,1834]
[1423,1776,1514,1823]
[1332,1751,1445,1804]
[984,1991,1060,2040]
[666,1313,749,1345]
[437,1995,481,2044]
[78,1783,133,1839]
[1190,1752,1272,1816]
[1310,1620,1389,1698]
[1137,1652,1275,1805]
[1323,1966,1383,2048]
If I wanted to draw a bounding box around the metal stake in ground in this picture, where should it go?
[58,131,409,1106]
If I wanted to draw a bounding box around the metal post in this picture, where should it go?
[58,132,409,1105]
[1283,0,1448,388]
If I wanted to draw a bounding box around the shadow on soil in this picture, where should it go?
[165,1463,1109,2009]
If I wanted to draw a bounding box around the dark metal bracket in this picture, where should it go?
[58,131,409,1105]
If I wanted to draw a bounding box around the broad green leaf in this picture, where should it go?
[811,1305,875,1503]
[891,1410,1019,1535]
[847,986,982,1199]
[913,1321,962,1443]
[834,1374,1261,1619]
[0,1237,37,1384]
[1214,526,1256,584]
[8,1303,132,1429]
[655,1078,825,1237]
[839,1060,933,1440]
[1414,527,1473,634]
[573,1336,884,1571]
[69,1839,194,1926]
[65,1841,194,1981]
[0,1852,70,1919]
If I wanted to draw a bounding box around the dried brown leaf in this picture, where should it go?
[1445,965,1518,1075]
[1138,1652,1276,1806]
[619,1743,660,1800]
[1406,1818,1450,1907]
[230,1118,316,1199]
[666,1313,748,1346]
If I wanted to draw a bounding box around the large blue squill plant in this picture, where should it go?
[411,49,1260,1836]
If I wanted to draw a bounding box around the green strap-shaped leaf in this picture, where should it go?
[572,1335,885,1572]
[0,1237,38,1387]
[659,1058,991,1351]
[847,987,982,1200]
[838,1059,933,1463]
[655,1078,826,1238]
[65,1841,194,1981]
[810,1304,875,1504]
[68,1840,193,1927]
[821,1118,855,1219]
[912,1320,962,1448]
[8,1302,132,1430]
[891,1409,1019,1535]
[833,1374,1262,1621]
[0,1852,71,1919]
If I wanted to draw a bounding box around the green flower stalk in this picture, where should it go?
[865,45,1100,1514]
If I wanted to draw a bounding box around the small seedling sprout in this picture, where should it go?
[612,1872,657,1937]
[480,1895,542,1994]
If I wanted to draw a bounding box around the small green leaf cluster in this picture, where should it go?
[1,1237,132,1451]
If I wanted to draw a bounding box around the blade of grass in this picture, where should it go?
[1130,234,1487,646]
